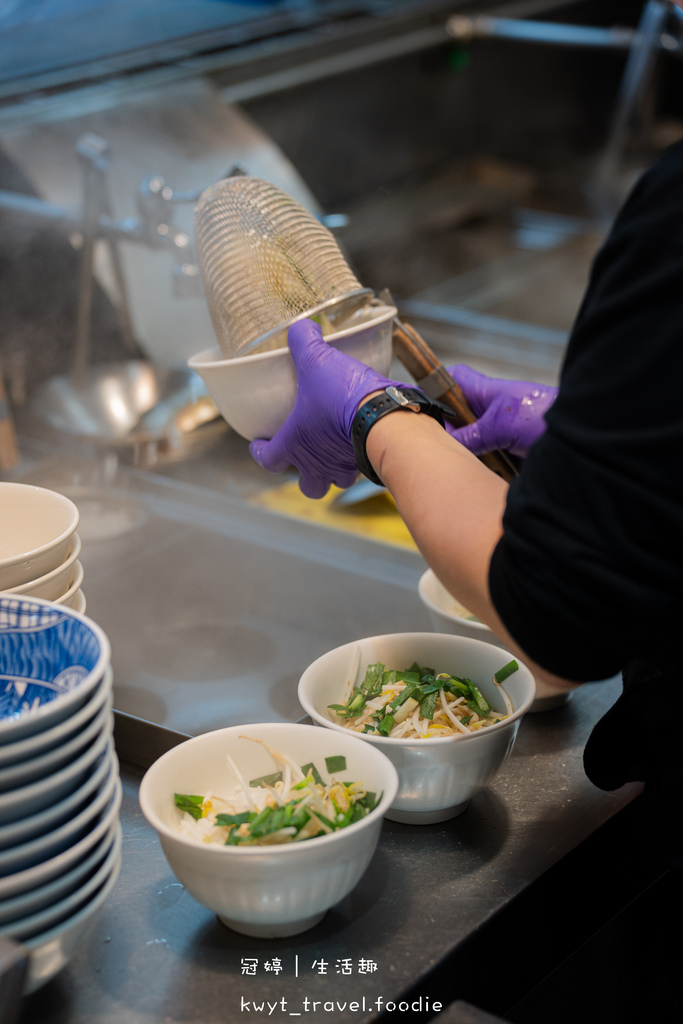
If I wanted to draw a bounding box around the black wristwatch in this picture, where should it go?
[352,385,450,486]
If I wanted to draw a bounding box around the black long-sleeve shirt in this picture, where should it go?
[488,140,683,860]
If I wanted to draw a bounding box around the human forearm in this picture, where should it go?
[366,411,581,692]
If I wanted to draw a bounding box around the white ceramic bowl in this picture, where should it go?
[298,632,536,824]
[0,765,121,900]
[22,827,122,995]
[188,302,396,441]
[0,740,114,852]
[0,665,112,769]
[53,562,85,606]
[0,696,112,791]
[418,569,572,713]
[2,822,122,941]
[0,818,118,926]
[0,595,111,744]
[0,754,117,876]
[139,722,399,938]
[64,588,86,613]
[0,484,79,590]
[3,533,81,600]
[418,568,500,646]
[0,722,113,826]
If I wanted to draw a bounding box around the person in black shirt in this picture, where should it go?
[251,112,683,1024]
[252,133,683,763]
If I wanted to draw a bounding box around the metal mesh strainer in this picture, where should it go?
[194,176,373,359]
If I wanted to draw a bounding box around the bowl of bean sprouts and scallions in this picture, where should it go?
[328,659,517,740]
[297,632,537,824]
[138,722,399,938]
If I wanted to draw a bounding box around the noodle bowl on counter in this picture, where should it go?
[297,632,537,824]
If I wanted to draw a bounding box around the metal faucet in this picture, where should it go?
[446,1,683,221]
[0,132,214,387]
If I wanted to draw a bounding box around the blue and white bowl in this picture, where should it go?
[0,596,110,744]
[0,726,113,826]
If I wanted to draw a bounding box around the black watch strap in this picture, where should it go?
[351,386,447,486]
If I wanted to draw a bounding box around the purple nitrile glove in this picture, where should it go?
[249,318,407,499]
[445,364,558,458]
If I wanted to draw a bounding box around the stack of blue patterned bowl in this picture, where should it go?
[0,595,121,995]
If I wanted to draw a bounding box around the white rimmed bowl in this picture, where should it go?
[188,302,396,441]
[22,827,122,995]
[0,664,112,769]
[0,595,111,744]
[0,722,113,826]
[53,562,84,606]
[0,695,112,792]
[0,754,117,876]
[63,588,86,613]
[139,722,399,938]
[418,568,500,646]
[0,818,118,926]
[2,822,122,941]
[418,569,572,713]
[298,632,536,824]
[0,767,121,900]
[0,484,79,590]
[0,739,115,851]
[3,533,81,601]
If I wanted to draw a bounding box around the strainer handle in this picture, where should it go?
[391,320,519,483]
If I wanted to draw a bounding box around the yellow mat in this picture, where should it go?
[249,480,419,551]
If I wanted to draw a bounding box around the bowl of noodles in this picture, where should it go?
[138,722,398,938]
[298,632,536,824]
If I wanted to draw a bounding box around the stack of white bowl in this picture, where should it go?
[0,482,86,612]
[0,594,120,996]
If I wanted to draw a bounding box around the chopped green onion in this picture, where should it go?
[377,713,394,736]
[444,676,471,698]
[397,670,420,684]
[389,684,419,710]
[494,660,519,684]
[214,810,251,827]
[174,794,205,820]
[300,762,324,786]
[325,755,347,774]
[360,662,384,698]
[419,690,439,720]
[247,805,274,836]
[327,703,352,717]
[249,771,283,788]
[346,689,367,715]
[466,681,491,717]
